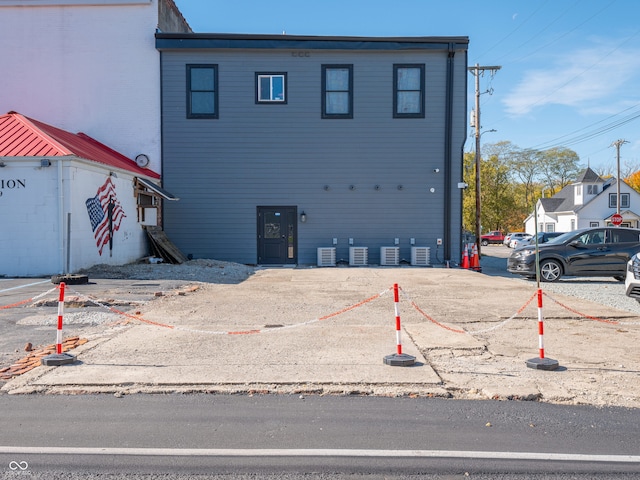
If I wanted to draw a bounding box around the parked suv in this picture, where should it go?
[480,231,505,246]
[507,227,640,282]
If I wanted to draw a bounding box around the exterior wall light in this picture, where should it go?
[41,159,51,167]
[300,211,307,223]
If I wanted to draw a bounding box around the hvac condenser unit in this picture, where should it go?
[380,246,400,266]
[411,247,431,266]
[349,247,368,266]
[316,247,336,267]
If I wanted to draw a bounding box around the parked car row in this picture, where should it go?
[516,231,565,248]
[503,232,532,249]
[482,231,564,249]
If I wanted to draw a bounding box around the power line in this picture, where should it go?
[528,107,640,151]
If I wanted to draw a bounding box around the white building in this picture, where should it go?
[0,0,190,175]
[0,112,175,277]
[525,168,640,234]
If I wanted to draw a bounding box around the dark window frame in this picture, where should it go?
[321,64,353,119]
[255,72,288,104]
[186,64,218,119]
[393,64,425,118]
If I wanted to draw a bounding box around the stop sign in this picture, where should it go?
[611,213,623,225]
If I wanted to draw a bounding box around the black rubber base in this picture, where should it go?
[41,353,77,366]
[526,357,559,370]
[383,353,416,367]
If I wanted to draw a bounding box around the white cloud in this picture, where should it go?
[502,42,640,117]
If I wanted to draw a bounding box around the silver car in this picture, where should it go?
[507,232,531,248]
[515,231,565,249]
[625,253,640,302]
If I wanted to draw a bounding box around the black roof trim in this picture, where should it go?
[156,32,469,51]
[136,177,179,201]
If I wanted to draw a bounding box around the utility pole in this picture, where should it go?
[468,63,500,257]
[611,139,629,218]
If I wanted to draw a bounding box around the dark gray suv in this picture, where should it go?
[507,227,640,282]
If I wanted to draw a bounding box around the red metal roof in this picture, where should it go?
[0,112,160,179]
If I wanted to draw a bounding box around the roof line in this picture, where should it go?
[155,32,470,43]
[11,112,72,156]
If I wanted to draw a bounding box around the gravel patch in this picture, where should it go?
[79,258,256,285]
[480,247,640,316]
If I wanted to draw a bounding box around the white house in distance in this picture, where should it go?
[0,112,175,277]
[525,167,640,234]
[0,0,190,175]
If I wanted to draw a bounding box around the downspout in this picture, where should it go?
[57,158,66,274]
[158,47,165,229]
[443,43,455,263]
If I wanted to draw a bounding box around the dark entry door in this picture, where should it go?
[257,206,297,265]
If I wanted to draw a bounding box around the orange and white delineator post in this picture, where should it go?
[526,288,559,370]
[383,284,416,367]
[41,282,77,366]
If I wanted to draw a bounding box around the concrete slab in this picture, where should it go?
[24,324,440,389]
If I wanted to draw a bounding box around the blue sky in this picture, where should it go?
[173,0,640,173]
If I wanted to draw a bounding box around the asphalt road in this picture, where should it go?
[0,394,638,478]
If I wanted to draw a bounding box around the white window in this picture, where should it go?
[587,185,598,195]
[256,73,286,103]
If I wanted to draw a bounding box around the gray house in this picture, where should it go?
[156,33,469,266]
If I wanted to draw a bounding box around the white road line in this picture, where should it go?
[0,447,638,463]
[0,280,50,293]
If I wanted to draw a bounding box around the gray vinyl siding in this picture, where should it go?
[160,44,467,265]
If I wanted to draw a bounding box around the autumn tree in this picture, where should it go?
[462,143,584,236]
[538,147,581,196]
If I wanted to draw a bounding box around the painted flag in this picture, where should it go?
[85,177,126,255]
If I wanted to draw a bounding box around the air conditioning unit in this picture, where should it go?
[317,247,336,267]
[380,246,400,266]
[411,246,430,266]
[349,247,368,266]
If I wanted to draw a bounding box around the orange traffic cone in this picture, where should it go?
[470,243,482,272]
[461,244,470,269]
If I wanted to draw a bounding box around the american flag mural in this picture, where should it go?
[85,177,126,256]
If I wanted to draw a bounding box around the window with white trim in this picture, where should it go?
[256,73,287,103]
[587,185,598,194]
[609,193,630,209]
